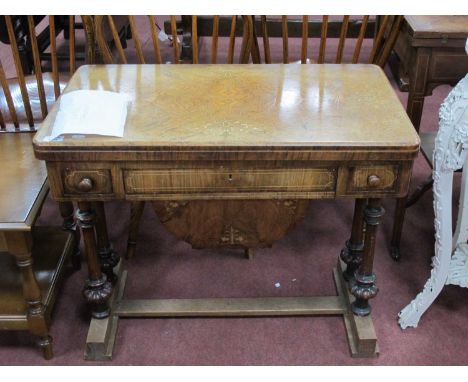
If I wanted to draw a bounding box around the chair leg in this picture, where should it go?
[406,175,434,208]
[127,201,145,259]
[244,248,254,260]
[37,336,53,360]
[5,231,53,360]
[390,197,407,261]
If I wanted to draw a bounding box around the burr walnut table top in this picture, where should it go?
[33,64,419,161]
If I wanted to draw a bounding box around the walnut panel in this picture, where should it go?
[63,169,113,195]
[124,168,337,195]
[152,199,310,249]
[430,51,468,81]
[337,165,400,197]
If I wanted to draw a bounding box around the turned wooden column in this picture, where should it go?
[59,201,81,269]
[406,47,431,132]
[351,199,385,316]
[76,201,112,319]
[93,202,120,283]
[340,199,366,283]
[390,197,406,261]
[180,15,193,62]
[5,231,52,359]
[127,201,145,259]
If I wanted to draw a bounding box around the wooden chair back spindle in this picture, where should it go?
[48,16,61,100]
[261,16,271,64]
[281,16,288,64]
[5,15,34,127]
[191,16,199,64]
[148,16,162,64]
[227,15,237,64]
[211,16,219,64]
[254,15,403,68]
[170,16,180,64]
[128,16,145,64]
[0,15,94,131]
[0,58,20,130]
[318,16,329,64]
[301,16,308,64]
[95,15,253,65]
[26,15,47,118]
[69,16,76,74]
[351,15,369,63]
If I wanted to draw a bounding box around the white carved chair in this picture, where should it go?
[398,70,468,329]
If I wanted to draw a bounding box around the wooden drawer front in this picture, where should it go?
[430,51,468,81]
[124,168,336,194]
[63,169,113,195]
[338,165,399,196]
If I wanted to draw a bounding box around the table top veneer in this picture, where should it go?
[34,64,419,160]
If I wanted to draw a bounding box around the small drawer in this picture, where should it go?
[124,168,336,195]
[337,165,400,196]
[63,169,113,195]
[430,52,468,81]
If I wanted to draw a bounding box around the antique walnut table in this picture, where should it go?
[33,64,419,360]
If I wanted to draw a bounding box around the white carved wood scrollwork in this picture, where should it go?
[398,73,468,329]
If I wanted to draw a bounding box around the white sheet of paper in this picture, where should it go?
[43,90,131,141]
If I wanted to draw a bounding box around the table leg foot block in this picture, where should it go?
[84,263,126,361]
[334,260,379,358]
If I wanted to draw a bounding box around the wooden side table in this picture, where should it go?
[389,16,468,260]
[0,133,78,359]
[390,16,468,130]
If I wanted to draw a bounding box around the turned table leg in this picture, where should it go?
[390,197,406,261]
[341,199,366,283]
[59,201,81,269]
[76,201,113,319]
[93,202,120,283]
[5,231,53,359]
[351,199,385,316]
[127,201,145,259]
[406,47,431,132]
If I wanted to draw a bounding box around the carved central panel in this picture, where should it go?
[152,200,309,249]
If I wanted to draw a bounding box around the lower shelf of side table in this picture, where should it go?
[0,226,75,331]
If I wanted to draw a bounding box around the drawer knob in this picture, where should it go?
[77,177,94,192]
[367,174,381,187]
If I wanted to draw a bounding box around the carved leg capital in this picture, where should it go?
[364,204,385,226]
[351,272,379,316]
[340,240,364,283]
[76,208,95,229]
[83,274,112,319]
